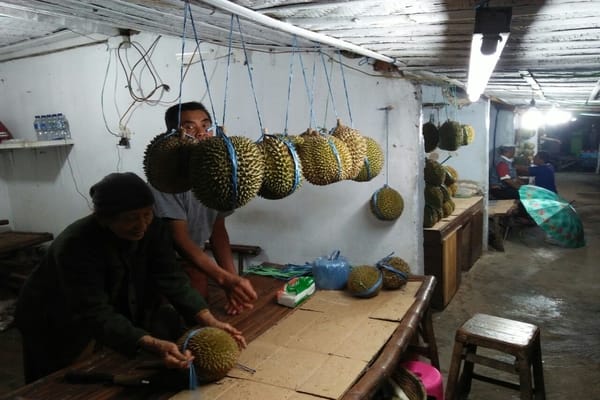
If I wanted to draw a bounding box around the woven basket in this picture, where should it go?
[374,366,427,400]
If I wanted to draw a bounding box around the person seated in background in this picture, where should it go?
[16,172,246,383]
[148,102,257,316]
[516,151,557,193]
[489,144,522,199]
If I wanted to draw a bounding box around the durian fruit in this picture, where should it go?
[257,134,302,199]
[438,120,463,151]
[424,158,446,186]
[448,183,458,197]
[370,185,404,221]
[377,256,410,290]
[424,184,444,209]
[347,265,383,298]
[442,200,455,217]
[423,122,439,153]
[144,131,197,193]
[353,137,385,182]
[423,204,441,228]
[461,124,475,145]
[295,129,352,185]
[190,135,264,211]
[444,165,458,186]
[177,327,240,383]
[440,185,452,203]
[331,119,367,180]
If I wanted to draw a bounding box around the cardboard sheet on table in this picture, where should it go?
[369,281,421,321]
[169,377,323,400]
[226,339,367,399]
[298,290,378,315]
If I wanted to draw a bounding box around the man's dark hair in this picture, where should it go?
[164,102,211,131]
[536,151,550,163]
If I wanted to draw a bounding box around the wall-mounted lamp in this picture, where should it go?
[466,6,512,102]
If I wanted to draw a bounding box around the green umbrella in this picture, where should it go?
[518,185,585,248]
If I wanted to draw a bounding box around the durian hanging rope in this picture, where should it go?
[319,48,339,125]
[186,4,240,208]
[297,47,344,180]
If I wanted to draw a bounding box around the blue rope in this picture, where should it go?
[236,15,264,136]
[282,136,302,193]
[176,2,189,132]
[297,50,316,129]
[320,50,338,120]
[217,126,239,208]
[338,51,354,127]
[284,36,298,135]
[186,2,218,126]
[326,136,344,181]
[222,15,235,127]
[370,187,385,220]
[182,327,206,391]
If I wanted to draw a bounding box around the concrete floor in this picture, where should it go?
[0,171,598,398]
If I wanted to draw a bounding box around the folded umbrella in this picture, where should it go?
[518,185,585,248]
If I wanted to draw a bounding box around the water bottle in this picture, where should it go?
[58,113,71,139]
[49,114,59,140]
[63,114,71,139]
[39,115,48,141]
[33,115,42,141]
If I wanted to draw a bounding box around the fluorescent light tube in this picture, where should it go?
[467,32,509,102]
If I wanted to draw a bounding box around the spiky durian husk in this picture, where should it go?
[440,185,452,202]
[423,122,439,153]
[370,185,404,221]
[379,256,410,290]
[424,184,444,209]
[257,135,302,199]
[353,137,385,182]
[177,327,239,383]
[424,158,446,186]
[143,131,197,193]
[295,129,352,185]
[442,199,456,217]
[461,124,475,145]
[448,183,458,197]
[331,119,367,180]
[190,135,264,211]
[347,265,382,298]
[438,120,463,151]
[423,205,440,228]
[444,165,458,185]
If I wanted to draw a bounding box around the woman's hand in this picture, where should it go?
[195,309,247,349]
[223,276,257,315]
[138,335,194,369]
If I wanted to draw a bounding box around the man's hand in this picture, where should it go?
[138,335,194,369]
[223,276,257,315]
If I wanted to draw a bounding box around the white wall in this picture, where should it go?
[0,32,425,272]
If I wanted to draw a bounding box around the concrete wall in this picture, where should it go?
[0,32,425,271]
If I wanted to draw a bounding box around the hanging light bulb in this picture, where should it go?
[521,96,541,130]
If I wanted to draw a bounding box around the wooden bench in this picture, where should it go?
[488,199,517,251]
[204,242,262,274]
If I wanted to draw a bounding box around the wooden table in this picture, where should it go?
[2,272,438,400]
[424,196,484,309]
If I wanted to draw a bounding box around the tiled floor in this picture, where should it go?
[0,171,599,398]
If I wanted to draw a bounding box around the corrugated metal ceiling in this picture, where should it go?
[0,0,599,113]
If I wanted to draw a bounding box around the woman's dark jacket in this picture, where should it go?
[16,214,207,361]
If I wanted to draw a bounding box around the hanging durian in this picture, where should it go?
[423,122,439,153]
[295,129,352,185]
[370,185,404,221]
[190,134,264,211]
[461,124,475,145]
[331,119,367,179]
[144,131,197,193]
[257,134,302,199]
[177,327,240,383]
[353,136,385,182]
[438,120,463,151]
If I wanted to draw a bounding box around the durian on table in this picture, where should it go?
[347,265,383,298]
[376,256,411,290]
[177,326,240,383]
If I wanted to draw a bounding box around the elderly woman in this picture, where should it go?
[15,172,245,383]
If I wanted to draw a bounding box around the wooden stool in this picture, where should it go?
[445,313,545,400]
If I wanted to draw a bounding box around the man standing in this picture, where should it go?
[149,102,257,316]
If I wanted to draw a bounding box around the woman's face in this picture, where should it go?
[106,206,154,241]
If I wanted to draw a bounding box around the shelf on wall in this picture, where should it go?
[0,139,74,151]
